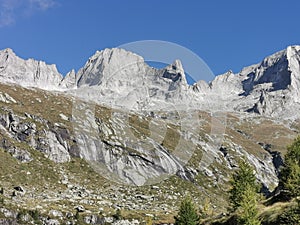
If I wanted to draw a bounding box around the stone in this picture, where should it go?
[48,210,63,218]
[75,205,85,212]
[83,215,99,224]
[13,186,25,193]
[59,113,69,121]
[44,219,60,225]
[7,147,32,163]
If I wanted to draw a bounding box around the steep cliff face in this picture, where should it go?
[72,48,190,111]
[0,48,63,90]
[206,45,300,119]
[287,45,300,102]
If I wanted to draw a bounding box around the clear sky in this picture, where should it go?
[0,0,300,77]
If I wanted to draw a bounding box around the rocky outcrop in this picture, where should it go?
[71,48,191,112]
[219,45,300,118]
[0,92,17,104]
[60,69,77,89]
[0,48,63,90]
[0,108,71,163]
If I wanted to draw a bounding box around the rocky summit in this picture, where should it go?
[1,46,300,117]
[0,46,299,224]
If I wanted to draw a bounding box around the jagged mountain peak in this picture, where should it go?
[0,48,18,64]
[92,47,144,61]
[236,45,300,96]
[0,48,63,90]
[161,59,187,84]
[71,48,192,110]
[287,44,300,55]
[0,47,15,55]
[60,69,77,89]
[169,59,184,72]
[76,48,145,87]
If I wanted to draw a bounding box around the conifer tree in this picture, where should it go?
[279,136,300,198]
[237,185,261,225]
[174,196,200,225]
[229,160,258,211]
[229,160,261,225]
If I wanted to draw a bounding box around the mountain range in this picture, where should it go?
[1,45,300,119]
[0,45,299,224]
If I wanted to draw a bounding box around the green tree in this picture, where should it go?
[174,196,200,225]
[229,160,261,225]
[229,160,259,211]
[279,136,300,198]
[237,185,261,225]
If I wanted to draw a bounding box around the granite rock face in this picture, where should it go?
[71,48,191,112]
[198,45,300,119]
[0,109,71,163]
[0,48,63,90]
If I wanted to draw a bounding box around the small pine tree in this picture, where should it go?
[229,160,259,211]
[279,136,300,198]
[174,196,200,225]
[237,185,261,225]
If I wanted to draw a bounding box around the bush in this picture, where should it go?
[29,209,40,221]
[277,201,300,225]
[17,209,28,222]
[146,217,153,225]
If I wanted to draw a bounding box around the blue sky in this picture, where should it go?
[0,0,300,77]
